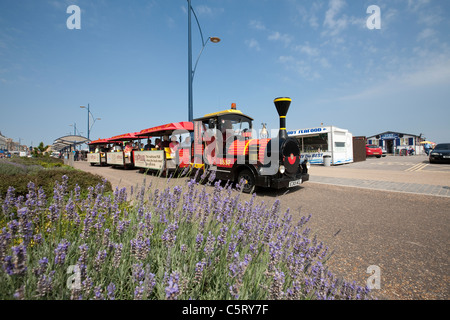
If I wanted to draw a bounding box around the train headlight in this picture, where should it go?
[279,165,286,174]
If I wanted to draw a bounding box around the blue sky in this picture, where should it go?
[1,0,449,148]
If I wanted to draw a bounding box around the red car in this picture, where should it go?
[366,144,382,158]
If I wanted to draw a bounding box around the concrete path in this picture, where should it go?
[308,155,450,198]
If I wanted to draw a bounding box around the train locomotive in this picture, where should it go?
[185,97,309,193]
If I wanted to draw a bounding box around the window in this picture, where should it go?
[299,134,328,153]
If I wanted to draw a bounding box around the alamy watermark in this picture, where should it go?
[66,5,81,30]
[366,265,381,289]
[66,4,381,31]
[367,5,381,30]
[66,265,81,290]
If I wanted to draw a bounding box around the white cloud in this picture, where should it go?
[268,31,293,47]
[334,57,450,102]
[245,39,261,51]
[249,20,266,31]
[417,28,436,42]
[408,0,430,12]
[194,5,224,17]
[277,56,321,80]
[323,0,348,36]
[294,44,320,57]
[196,5,213,16]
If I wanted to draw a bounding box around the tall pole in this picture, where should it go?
[87,103,90,140]
[188,0,193,121]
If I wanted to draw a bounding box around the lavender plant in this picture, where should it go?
[0,173,373,300]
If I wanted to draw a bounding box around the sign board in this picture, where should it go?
[380,133,399,140]
[287,127,328,136]
[133,150,164,170]
[87,153,100,163]
[107,152,124,165]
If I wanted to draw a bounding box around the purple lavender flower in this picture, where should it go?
[195,233,203,251]
[3,255,13,275]
[165,272,180,300]
[132,263,145,283]
[33,257,48,276]
[54,239,70,265]
[193,260,206,285]
[93,286,104,300]
[36,271,55,297]
[11,244,27,275]
[204,231,215,257]
[134,281,145,300]
[2,186,16,218]
[269,269,285,300]
[94,250,107,272]
[161,222,178,248]
[107,282,116,300]
[112,243,123,268]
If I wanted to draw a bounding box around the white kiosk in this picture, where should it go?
[287,126,353,165]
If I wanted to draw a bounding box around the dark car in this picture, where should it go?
[429,143,450,163]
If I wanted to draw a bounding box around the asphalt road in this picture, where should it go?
[73,157,449,300]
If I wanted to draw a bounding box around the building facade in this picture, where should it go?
[0,131,7,151]
[366,131,423,155]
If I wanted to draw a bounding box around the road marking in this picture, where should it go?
[405,163,428,172]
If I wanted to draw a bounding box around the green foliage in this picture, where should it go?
[0,159,112,198]
[31,142,50,157]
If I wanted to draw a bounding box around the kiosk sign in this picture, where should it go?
[380,133,398,139]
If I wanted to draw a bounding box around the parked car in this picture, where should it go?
[381,147,387,157]
[366,144,382,158]
[429,143,450,163]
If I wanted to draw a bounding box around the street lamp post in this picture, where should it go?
[80,104,101,140]
[187,0,221,121]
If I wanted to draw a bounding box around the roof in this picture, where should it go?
[108,132,140,142]
[137,121,194,137]
[88,138,110,145]
[367,131,421,139]
[194,108,254,121]
[52,135,90,151]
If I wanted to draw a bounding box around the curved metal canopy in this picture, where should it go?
[52,135,90,151]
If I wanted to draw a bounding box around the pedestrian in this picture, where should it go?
[424,143,431,155]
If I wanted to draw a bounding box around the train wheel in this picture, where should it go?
[237,169,256,194]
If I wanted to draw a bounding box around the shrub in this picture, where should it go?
[0,166,112,198]
[0,174,373,300]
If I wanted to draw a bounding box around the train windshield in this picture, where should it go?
[219,115,252,136]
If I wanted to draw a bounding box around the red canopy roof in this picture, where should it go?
[137,121,193,137]
[108,132,140,142]
[88,138,110,145]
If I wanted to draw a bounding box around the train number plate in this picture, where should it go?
[289,179,302,187]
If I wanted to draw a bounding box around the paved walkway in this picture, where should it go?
[309,175,450,197]
[307,156,450,198]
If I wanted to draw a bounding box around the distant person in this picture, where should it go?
[144,139,155,150]
[161,135,170,148]
[169,136,180,157]
[124,142,133,153]
[155,138,162,149]
[424,143,431,155]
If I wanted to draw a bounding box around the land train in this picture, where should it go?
[87,97,309,193]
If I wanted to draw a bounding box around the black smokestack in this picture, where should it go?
[274,97,291,140]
